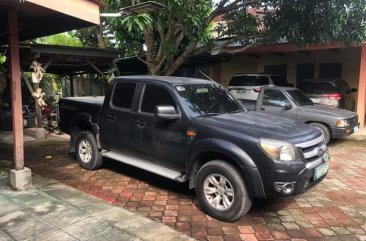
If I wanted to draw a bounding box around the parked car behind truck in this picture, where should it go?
[240,86,359,143]
[298,79,357,110]
[59,76,329,221]
[228,73,291,101]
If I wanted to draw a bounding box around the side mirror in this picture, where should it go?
[284,102,292,110]
[351,88,357,93]
[155,105,181,120]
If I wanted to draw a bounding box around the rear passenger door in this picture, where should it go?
[132,84,187,171]
[100,82,137,154]
[258,89,294,118]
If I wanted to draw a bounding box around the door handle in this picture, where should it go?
[259,107,265,111]
[106,114,116,121]
[135,120,146,128]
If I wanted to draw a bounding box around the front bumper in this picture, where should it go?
[262,153,329,197]
[331,123,359,139]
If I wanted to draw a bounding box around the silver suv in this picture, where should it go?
[228,74,290,101]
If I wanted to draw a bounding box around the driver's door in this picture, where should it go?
[132,84,187,171]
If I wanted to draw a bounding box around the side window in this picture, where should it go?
[111,82,136,109]
[262,89,289,107]
[141,85,177,114]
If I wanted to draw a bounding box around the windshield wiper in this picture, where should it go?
[229,110,243,114]
[198,112,220,117]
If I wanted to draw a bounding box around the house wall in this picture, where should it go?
[217,47,362,106]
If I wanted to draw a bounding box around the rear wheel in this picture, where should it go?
[195,160,252,222]
[75,131,102,170]
[309,122,331,144]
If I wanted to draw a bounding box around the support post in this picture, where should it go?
[8,10,24,171]
[357,45,366,128]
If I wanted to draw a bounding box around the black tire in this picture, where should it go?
[309,122,331,144]
[195,160,252,222]
[75,131,102,170]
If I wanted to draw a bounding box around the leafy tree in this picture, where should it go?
[82,0,366,75]
[36,32,83,47]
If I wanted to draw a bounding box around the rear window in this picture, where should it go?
[271,76,289,86]
[229,76,269,87]
[298,82,337,94]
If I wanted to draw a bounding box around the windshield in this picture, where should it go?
[176,84,243,117]
[287,89,314,106]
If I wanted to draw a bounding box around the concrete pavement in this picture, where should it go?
[0,161,194,241]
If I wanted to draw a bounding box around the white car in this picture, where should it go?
[228,74,291,101]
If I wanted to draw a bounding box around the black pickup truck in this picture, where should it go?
[59,76,329,221]
[240,86,359,144]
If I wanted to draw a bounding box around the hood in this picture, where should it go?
[299,105,357,119]
[194,111,321,144]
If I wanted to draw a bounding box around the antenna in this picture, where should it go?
[199,70,214,82]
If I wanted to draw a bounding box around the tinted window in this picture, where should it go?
[298,82,337,94]
[177,84,242,117]
[262,89,290,107]
[141,85,177,113]
[286,90,314,106]
[229,76,269,86]
[112,82,136,109]
[271,76,289,86]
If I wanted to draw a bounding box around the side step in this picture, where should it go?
[101,150,187,182]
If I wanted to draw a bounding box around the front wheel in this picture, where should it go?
[195,160,252,222]
[75,131,102,170]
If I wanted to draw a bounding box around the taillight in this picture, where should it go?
[254,88,262,93]
[327,93,342,100]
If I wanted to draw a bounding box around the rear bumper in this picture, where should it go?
[331,123,359,138]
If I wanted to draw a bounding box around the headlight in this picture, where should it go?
[336,119,349,127]
[259,139,301,162]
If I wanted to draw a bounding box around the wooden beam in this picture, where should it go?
[8,9,24,171]
[86,59,107,78]
[328,49,340,55]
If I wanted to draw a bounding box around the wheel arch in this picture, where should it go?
[305,121,332,137]
[68,113,100,153]
[187,139,265,198]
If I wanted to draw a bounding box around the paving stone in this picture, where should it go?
[1,214,57,240]
[0,230,14,241]
[32,202,91,227]
[88,228,141,241]
[30,230,78,241]
[62,217,112,240]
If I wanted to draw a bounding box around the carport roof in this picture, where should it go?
[1,44,122,75]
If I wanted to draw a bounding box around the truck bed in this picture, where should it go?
[59,96,104,134]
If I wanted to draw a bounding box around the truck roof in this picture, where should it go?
[114,75,212,85]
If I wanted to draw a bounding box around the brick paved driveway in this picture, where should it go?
[1,138,366,241]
